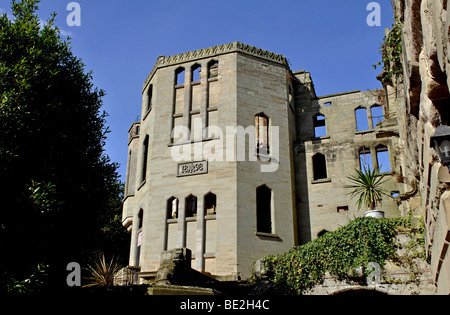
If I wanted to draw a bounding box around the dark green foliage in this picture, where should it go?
[0,0,128,293]
[261,217,409,295]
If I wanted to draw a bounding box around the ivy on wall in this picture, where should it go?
[257,216,420,295]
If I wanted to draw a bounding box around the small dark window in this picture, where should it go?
[141,135,149,183]
[312,153,327,180]
[256,185,272,234]
[204,192,217,215]
[146,84,153,113]
[313,114,326,137]
[185,195,197,217]
[337,206,349,213]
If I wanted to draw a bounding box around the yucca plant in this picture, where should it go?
[83,253,123,287]
[345,166,390,211]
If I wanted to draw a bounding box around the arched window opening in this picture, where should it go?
[167,197,179,219]
[175,67,185,85]
[136,209,144,266]
[312,153,327,180]
[208,60,219,79]
[185,195,198,218]
[146,84,153,113]
[256,185,272,234]
[141,135,149,183]
[204,192,217,216]
[355,107,369,132]
[255,114,269,154]
[359,147,372,171]
[313,114,326,137]
[371,105,384,127]
[376,145,391,173]
[192,64,201,82]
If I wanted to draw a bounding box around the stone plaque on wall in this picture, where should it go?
[177,161,208,177]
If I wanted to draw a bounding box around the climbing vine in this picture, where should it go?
[258,217,411,295]
[373,19,403,85]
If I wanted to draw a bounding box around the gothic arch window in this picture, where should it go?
[136,209,144,266]
[355,107,369,132]
[375,144,391,173]
[191,64,201,82]
[313,114,326,137]
[256,185,272,234]
[141,135,149,184]
[207,60,219,79]
[185,194,198,218]
[167,197,179,219]
[371,105,384,127]
[175,67,185,85]
[255,113,269,154]
[359,147,372,170]
[145,84,153,113]
[312,153,327,180]
[204,192,217,216]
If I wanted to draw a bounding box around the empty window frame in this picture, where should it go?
[256,185,272,234]
[141,135,149,183]
[255,114,269,154]
[175,67,185,85]
[167,197,179,219]
[312,153,328,180]
[313,114,326,137]
[136,209,144,266]
[191,64,201,82]
[208,60,219,79]
[359,147,373,171]
[185,195,198,218]
[204,192,217,216]
[376,145,391,173]
[371,105,384,127]
[355,107,369,132]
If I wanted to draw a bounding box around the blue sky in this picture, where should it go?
[1,0,394,179]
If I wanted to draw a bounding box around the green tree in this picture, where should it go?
[0,0,127,294]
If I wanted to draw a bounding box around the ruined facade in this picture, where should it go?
[388,0,450,295]
[122,41,402,282]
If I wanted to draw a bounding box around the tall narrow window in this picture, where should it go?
[256,185,272,234]
[146,84,153,113]
[136,209,143,266]
[167,197,179,219]
[192,64,201,82]
[359,147,372,171]
[204,192,217,216]
[312,153,327,180]
[185,195,197,218]
[371,105,384,127]
[355,107,369,132]
[175,67,185,85]
[141,135,149,183]
[376,145,391,173]
[313,114,326,137]
[255,114,269,154]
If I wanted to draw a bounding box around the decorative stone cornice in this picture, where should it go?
[143,41,288,89]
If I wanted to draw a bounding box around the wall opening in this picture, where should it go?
[359,147,372,170]
[146,84,153,113]
[204,192,217,216]
[175,67,185,85]
[255,113,270,154]
[256,185,272,234]
[207,60,219,79]
[185,195,198,218]
[313,114,326,137]
[192,64,201,82]
[355,107,369,132]
[376,145,391,173]
[371,105,384,127]
[141,135,149,183]
[312,153,328,180]
[167,197,179,219]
